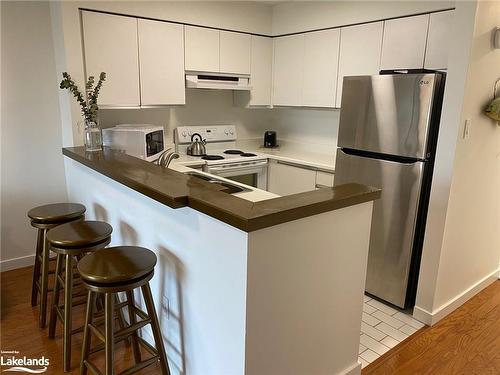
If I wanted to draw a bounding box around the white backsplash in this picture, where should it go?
[99,90,340,153]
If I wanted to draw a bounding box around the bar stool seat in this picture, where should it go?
[47,220,113,372]
[28,203,86,224]
[78,246,170,375]
[27,203,86,329]
[48,220,112,250]
[78,246,156,284]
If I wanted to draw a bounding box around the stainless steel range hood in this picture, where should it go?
[185,71,251,91]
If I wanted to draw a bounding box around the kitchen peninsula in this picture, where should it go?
[63,146,380,375]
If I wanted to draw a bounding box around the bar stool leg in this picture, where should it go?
[114,294,128,337]
[63,254,73,372]
[31,229,43,306]
[48,254,64,339]
[126,290,142,363]
[105,293,115,375]
[39,229,50,328]
[141,284,170,375]
[81,290,96,375]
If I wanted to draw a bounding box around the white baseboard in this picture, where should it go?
[414,268,500,325]
[338,362,361,375]
[0,254,35,272]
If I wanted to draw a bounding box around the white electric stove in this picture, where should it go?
[174,125,268,189]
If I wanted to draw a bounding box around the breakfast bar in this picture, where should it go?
[63,146,380,375]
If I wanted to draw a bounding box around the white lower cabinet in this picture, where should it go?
[267,161,317,196]
[315,171,335,188]
[267,161,335,196]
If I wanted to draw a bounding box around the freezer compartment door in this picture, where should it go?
[338,74,438,159]
[334,149,424,307]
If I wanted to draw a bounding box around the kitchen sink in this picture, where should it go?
[185,171,251,194]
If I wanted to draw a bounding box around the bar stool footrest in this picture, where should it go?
[89,318,151,344]
[118,356,159,375]
[137,336,159,357]
[83,360,103,375]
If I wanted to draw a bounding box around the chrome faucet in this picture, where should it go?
[156,148,180,168]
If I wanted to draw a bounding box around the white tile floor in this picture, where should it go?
[358,295,425,369]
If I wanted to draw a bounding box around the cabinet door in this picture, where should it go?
[184,26,219,72]
[272,35,304,107]
[267,162,316,196]
[138,20,185,105]
[220,31,251,75]
[380,14,429,70]
[302,29,340,108]
[316,171,335,188]
[82,11,140,107]
[336,22,383,108]
[425,11,453,70]
[248,36,273,106]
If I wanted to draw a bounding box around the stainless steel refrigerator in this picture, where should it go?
[334,73,445,309]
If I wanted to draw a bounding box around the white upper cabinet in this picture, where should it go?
[380,14,430,70]
[138,20,185,105]
[220,31,251,75]
[336,22,383,108]
[425,11,453,70]
[272,35,304,107]
[302,29,340,108]
[184,26,219,72]
[249,36,273,106]
[82,11,140,107]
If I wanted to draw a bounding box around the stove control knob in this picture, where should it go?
[229,129,234,135]
[182,131,187,137]
[224,129,229,135]
[187,131,192,136]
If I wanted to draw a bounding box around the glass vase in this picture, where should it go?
[84,120,103,152]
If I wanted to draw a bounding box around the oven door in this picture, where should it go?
[206,161,268,190]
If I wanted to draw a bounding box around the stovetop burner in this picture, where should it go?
[201,155,225,161]
[223,150,244,155]
[240,153,257,157]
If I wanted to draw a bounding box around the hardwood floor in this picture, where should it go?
[1,266,499,374]
[1,266,162,374]
[363,280,500,375]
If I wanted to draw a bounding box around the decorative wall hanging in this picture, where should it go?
[484,77,500,126]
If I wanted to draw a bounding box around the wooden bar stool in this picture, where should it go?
[28,203,86,329]
[78,246,170,375]
[47,220,113,372]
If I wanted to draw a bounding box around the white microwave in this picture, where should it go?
[102,124,164,162]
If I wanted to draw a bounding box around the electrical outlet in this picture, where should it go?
[463,119,472,139]
[162,296,170,320]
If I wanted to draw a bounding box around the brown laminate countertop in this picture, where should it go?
[63,147,381,232]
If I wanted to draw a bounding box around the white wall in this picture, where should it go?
[1,1,67,270]
[415,0,500,324]
[271,1,453,35]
